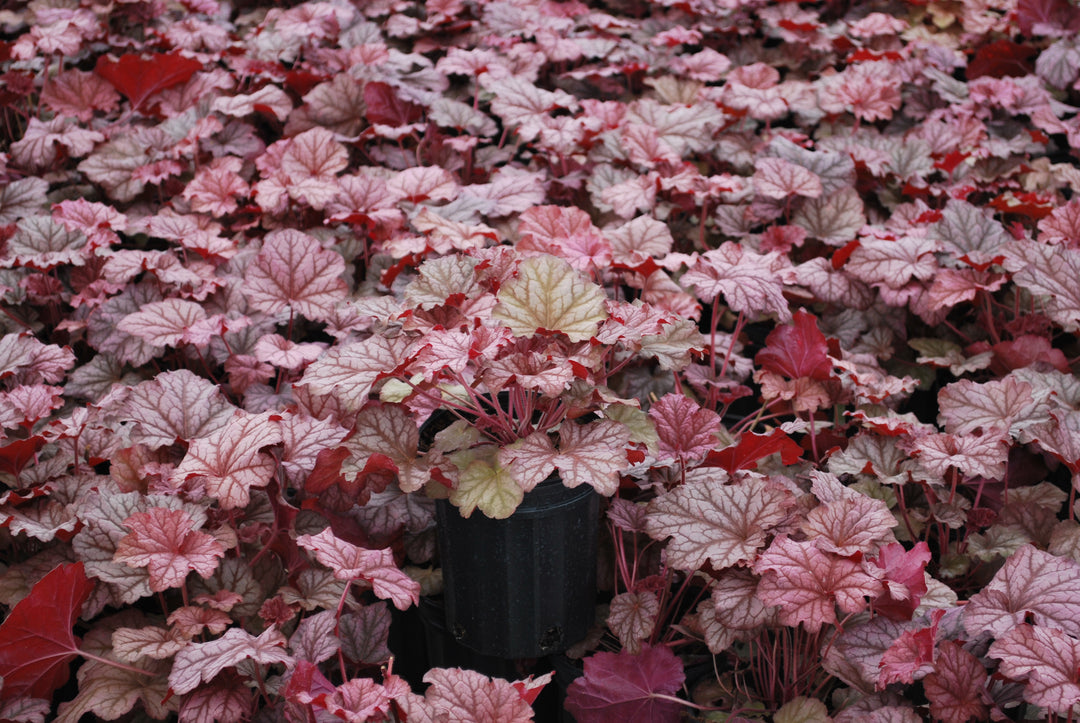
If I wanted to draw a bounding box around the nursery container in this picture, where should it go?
[435,473,599,659]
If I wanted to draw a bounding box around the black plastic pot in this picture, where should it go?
[435,474,599,659]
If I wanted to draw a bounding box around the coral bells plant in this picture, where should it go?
[2,0,1080,720]
[346,245,702,519]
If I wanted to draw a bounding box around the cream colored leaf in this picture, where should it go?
[492,255,607,342]
[450,457,523,519]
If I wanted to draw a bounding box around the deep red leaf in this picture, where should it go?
[284,70,327,96]
[754,310,832,380]
[304,446,350,494]
[704,429,803,474]
[0,436,44,477]
[870,542,932,621]
[831,239,860,270]
[284,660,336,707]
[94,53,202,111]
[0,562,94,700]
[364,81,423,126]
[565,645,685,723]
[966,40,1036,79]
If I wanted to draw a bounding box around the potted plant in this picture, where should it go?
[301,245,703,659]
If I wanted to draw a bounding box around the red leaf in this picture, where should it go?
[511,673,553,705]
[0,436,45,477]
[565,645,685,723]
[0,562,94,700]
[870,542,931,621]
[755,310,832,381]
[364,81,423,126]
[284,660,336,707]
[704,429,803,474]
[304,446,351,495]
[989,191,1056,220]
[934,150,970,174]
[284,70,327,97]
[94,53,203,111]
[967,40,1036,80]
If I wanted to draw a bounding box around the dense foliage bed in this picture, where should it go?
[2,0,1080,720]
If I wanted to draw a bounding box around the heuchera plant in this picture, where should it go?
[1,0,1080,720]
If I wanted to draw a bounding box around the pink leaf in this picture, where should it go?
[0,384,63,429]
[754,157,823,199]
[172,411,283,510]
[989,623,1080,715]
[964,545,1080,638]
[179,670,253,723]
[938,377,1044,437]
[793,187,866,246]
[608,591,660,654]
[279,127,349,210]
[298,336,412,411]
[564,644,685,723]
[869,542,931,621]
[823,616,911,691]
[422,668,535,723]
[645,474,794,572]
[114,508,224,592]
[910,432,1009,480]
[211,85,293,121]
[3,216,88,270]
[483,76,579,134]
[754,536,882,632]
[111,626,188,662]
[115,298,207,348]
[41,69,120,121]
[1029,409,1080,472]
[324,677,397,722]
[845,232,941,289]
[648,394,722,460]
[289,610,340,665]
[277,413,348,486]
[124,369,236,449]
[341,403,427,493]
[244,228,347,322]
[682,243,792,322]
[935,200,1010,267]
[386,166,459,204]
[253,334,326,370]
[516,205,610,269]
[877,619,938,688]
[296,528,420,610]
[168,626,292,695]
[551,419,630,495]
[605,216,674,267]
[181,156,249,216]
[0,334,75,386]
[802,473,897,556]
[696,570,772,654]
